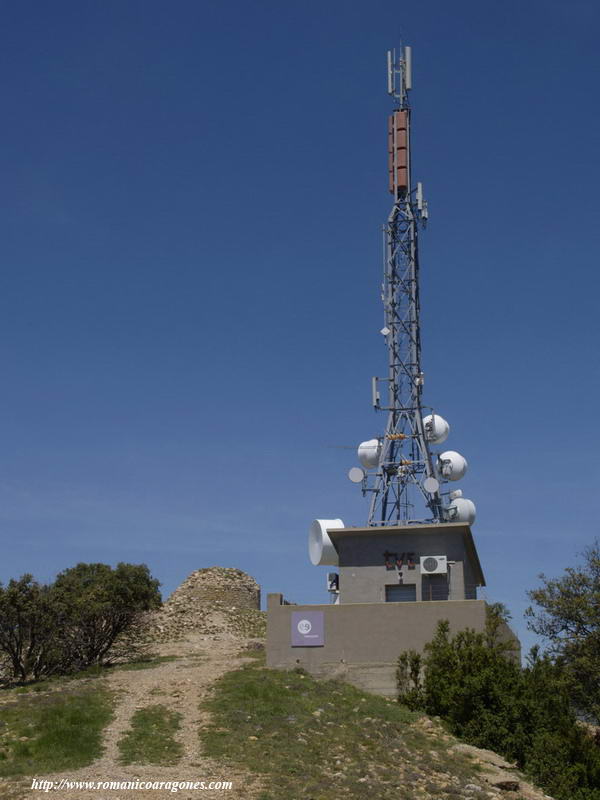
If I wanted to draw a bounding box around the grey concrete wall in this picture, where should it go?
[463,558,478,600]
[337,529,473,604]
[266,594,498,696]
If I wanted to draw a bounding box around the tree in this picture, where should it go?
[526,541,600,722]
[0,575,64,682]
[52,562,161,668]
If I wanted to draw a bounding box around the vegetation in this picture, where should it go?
[526,540,600,723]
[0,684,113,776]
[67,654,178,680]
[0,562,161,685]
[201,662,479,800]
[0,576,63,683]
[397,609,600,800]
[52,562,161,668]
[117,704,183,766]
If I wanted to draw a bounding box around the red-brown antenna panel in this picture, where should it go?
[388,110,408,194]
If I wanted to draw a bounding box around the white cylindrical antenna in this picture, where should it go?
[416,181,423,211]
[387,50,393,95]
[404,46,412,91]
[372,376,380,408]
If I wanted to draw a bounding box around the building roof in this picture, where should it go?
[327,522,486,586]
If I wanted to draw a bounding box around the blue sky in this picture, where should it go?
[1,0,599,655]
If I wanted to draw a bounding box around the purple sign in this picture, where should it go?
[291,611,324,647]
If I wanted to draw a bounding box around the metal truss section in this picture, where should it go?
[364,47,442,526]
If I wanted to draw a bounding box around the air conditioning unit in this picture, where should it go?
[420,555,448,575]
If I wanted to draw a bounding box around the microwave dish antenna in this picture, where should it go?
[357,439,382,470]
[348,466,366,483]
[438,451,468,481]
[448,497,476,525]
[309,519,344,566]
[423,414,450,445]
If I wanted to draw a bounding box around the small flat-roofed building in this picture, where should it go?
[266,522,519,697]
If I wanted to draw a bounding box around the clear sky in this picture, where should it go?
[1,0,599,655]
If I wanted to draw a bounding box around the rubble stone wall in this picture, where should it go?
[148,566,265,641]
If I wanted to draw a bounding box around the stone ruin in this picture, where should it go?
[148,566,265,641]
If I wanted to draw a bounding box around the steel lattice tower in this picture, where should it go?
[365,47,444,526]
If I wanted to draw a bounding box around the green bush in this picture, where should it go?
[397,611,600,800]
[0,576,65,683]
[52,562,161,669]
[0,562,161,684]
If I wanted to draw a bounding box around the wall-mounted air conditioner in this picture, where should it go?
[419,556,448,575]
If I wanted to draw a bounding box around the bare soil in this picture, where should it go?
[6,633,263,800]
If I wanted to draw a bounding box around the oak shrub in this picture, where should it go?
[0,563,160,685]
[397,608,600,800]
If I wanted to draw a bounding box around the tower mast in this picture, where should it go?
[366,47,443,525]
[311,45,476,571]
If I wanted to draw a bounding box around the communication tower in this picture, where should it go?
[274,47,515,692]
[348,47,476,527]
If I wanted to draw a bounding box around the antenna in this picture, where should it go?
[348,46,476,526]
[416,181,423,210]
[404,46,412,90]
[387,50,394,95]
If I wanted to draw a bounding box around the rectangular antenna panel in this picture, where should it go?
[388,111,408,194]
[387,50,393,94]
[404,46,412,90]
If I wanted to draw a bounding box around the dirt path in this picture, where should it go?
[21,633,263,800]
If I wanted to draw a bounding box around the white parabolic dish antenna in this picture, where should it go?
[308,518,344,566]
[438,450,468,481]
[422,414,450,445]
[348,467,365,484]
[357,439,381,470]
[448,497,476,525]
[423,476,439,494]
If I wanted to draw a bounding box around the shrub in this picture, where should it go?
[397,611,600,800]
[52,562,161,669]
[0,576,65,683]
[0,563,161,683]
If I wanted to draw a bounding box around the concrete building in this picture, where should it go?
[266,522,520,697]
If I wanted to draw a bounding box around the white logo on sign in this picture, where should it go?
[297,619,312,635]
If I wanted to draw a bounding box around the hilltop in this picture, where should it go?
[0,567,554,800]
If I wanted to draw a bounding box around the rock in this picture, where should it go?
[452,743,516,771]
[491,779,519,792]
[464,785,482,792]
